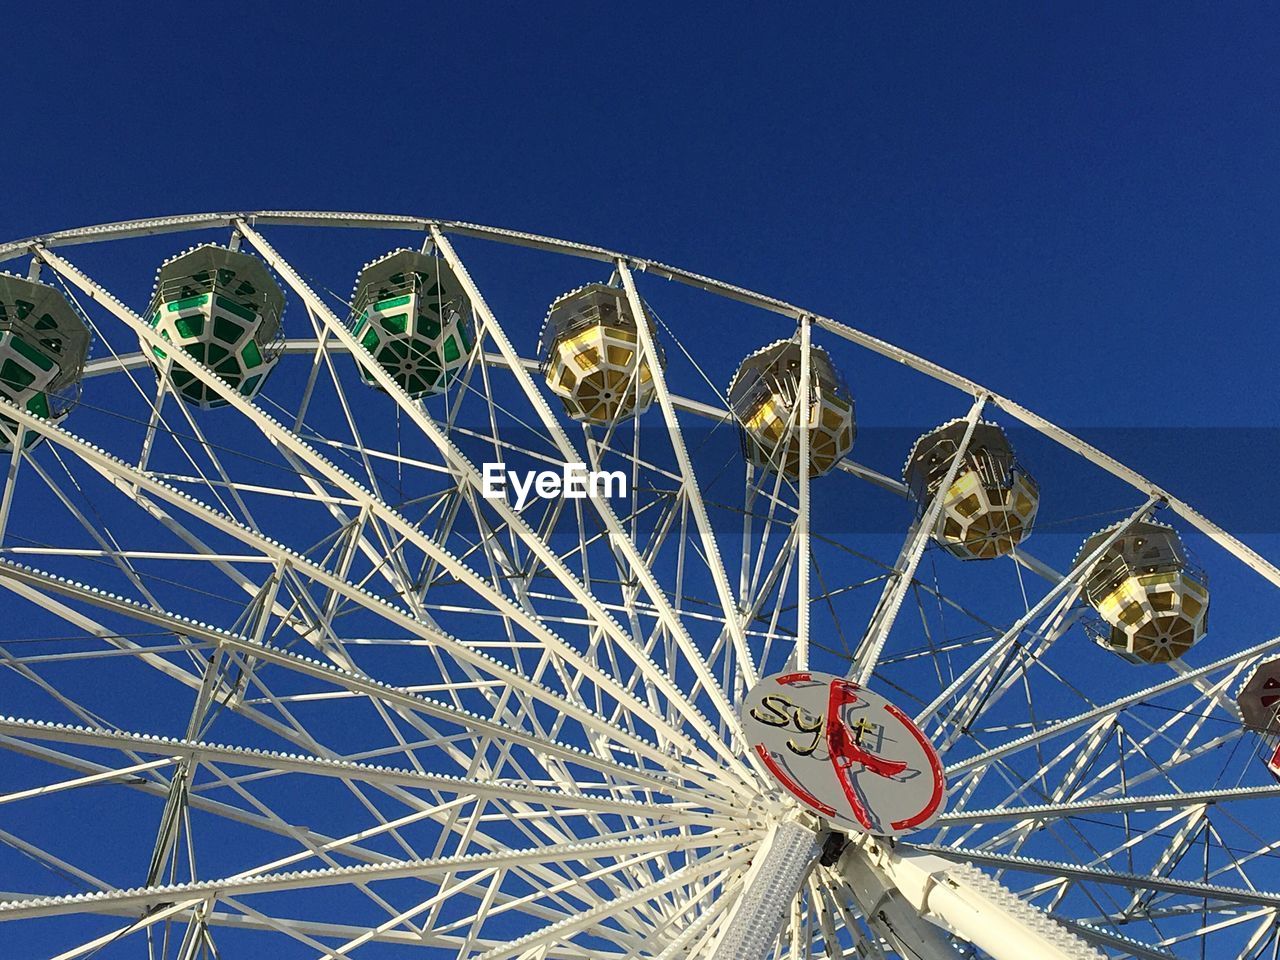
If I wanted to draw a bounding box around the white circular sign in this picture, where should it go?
[742,671,946,836]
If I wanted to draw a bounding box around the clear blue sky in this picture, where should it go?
[6,3,1279,437]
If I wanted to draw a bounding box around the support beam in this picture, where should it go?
[853,394,985,684]
[617,259,758,691]
[0,557,698,796]
[0,833,716,922]
[708,819,820,960]
[937,781,1280,825]
[427,226,747,747]
[946,629,1280,777]
[844,838,1105,960]
[0,716,728,825]
[916,843,1280,910]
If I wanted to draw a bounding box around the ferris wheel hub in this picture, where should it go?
[743,671,947,837]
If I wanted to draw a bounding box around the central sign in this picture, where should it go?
[742,671,945,836]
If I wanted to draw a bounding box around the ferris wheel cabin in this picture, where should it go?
[146,245,285,408]
[0,273,90,450]
[1236,658,1280,780]
[903,419,1040,560]
[349,249,475,398]
[538,283,664,425]
[1077,519,1209,664]
[727,340,854,479]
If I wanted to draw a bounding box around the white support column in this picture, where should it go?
[842,838,1105,960]
[708,818,821,960]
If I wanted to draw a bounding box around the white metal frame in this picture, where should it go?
[0,211,1273,960]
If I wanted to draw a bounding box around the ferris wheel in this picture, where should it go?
[0,211,1279,960]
